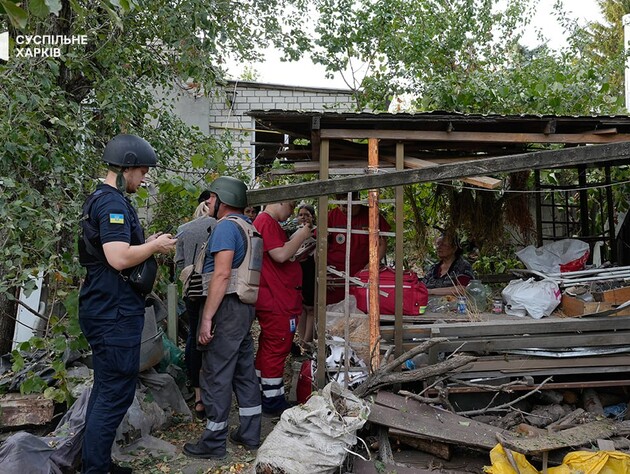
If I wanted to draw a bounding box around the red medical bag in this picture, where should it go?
[350,267,428,315]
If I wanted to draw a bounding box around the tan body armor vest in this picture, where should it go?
[184,215,262,304]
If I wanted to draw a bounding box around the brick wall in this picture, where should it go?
[157,80,356,179]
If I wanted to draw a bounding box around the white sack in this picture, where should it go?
[255,381,370,474]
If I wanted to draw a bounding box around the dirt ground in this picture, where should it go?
[124,404,277,474]
[123,333,305,474]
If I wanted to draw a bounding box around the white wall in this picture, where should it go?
[160,80,356,180]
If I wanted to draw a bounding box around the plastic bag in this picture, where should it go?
[484,444,630,473]
[516,239,590,274]
[502,278,561,319]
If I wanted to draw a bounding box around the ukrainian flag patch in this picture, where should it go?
[109,213,124,224]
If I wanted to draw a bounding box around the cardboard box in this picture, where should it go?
[561,293,630,317]
[594,286,630,305]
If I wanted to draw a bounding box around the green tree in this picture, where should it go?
[303,0,629,266]
[309,0,625,114]
[581,0,630,98]
[0,0,308,360]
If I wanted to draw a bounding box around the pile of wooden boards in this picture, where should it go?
[380,313,630,384]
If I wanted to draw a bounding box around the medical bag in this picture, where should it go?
[350,267,428,315]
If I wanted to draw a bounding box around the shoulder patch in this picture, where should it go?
[109,213,125,224]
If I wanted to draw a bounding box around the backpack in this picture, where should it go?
[350,266,428,316]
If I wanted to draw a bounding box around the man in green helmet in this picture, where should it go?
[183,176,264,459]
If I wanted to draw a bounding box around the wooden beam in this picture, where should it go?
[379,314,630,341]
[390,429,452,460]
[497,419,617,454]
[368,138,381,371]
[392,331,630,353]
[381,155,502,189]
[320,128,630,144]
[370,391,508,451]
[0,393,54,427]
[247,141,630,205]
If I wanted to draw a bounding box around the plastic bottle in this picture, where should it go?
[466,280,489,312]
[402,353,429,370]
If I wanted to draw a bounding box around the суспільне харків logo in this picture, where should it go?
[0,33,88,59]
[0,31,9,61]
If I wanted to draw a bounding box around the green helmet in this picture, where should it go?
[209,176,248,209]
[102,134,157,168]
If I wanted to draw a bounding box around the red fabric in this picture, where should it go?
[456,275,472,286]
[255,310,296,378]
[327,206,391,278]
[350,267,428,316]
[253,212,303,315]
[560,250,590,273]
[296,360,314,404]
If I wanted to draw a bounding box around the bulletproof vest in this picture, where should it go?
[78,188,113,266]
[202,215,263,304]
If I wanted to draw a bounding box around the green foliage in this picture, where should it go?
[0,0,310,395]
[309,0,626,115]
[473,253,525,275]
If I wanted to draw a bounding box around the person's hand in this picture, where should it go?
[198,317,215,345]
[146,232,163,242]
[153,233,177,254]
[298,223,313,239]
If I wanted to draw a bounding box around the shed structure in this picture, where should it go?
[246,110,630,389]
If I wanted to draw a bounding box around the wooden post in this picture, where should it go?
[395,143,404,360]
[167,282,178,342]
[316,139,330,389]
[368,138,380,371]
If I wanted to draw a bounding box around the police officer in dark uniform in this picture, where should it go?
[78,134,177,473]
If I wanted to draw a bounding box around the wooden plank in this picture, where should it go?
[380,315,630,340]
[497,419,617,455]
[0,393,54,427]
[598,286,630,305]
[370,391,508,451]
[390,428,452,460]
[320,128,630,144]
[247,141,630,205]
[292,160,394,172]
[389,331,630,353]
[381,155,502,189]
[451,355,630,379]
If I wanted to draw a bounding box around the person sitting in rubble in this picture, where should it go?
[422,231,475,296]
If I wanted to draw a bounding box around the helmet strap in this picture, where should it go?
[108,165,127,193]
[213,196,222,218]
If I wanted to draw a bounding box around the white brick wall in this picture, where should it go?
[169,80,356,177]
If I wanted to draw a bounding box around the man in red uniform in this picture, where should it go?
[253,201,313,416]
[327,191,391,304]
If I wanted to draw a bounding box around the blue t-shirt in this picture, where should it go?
[79,185,145,318]
[202,214,249,273]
